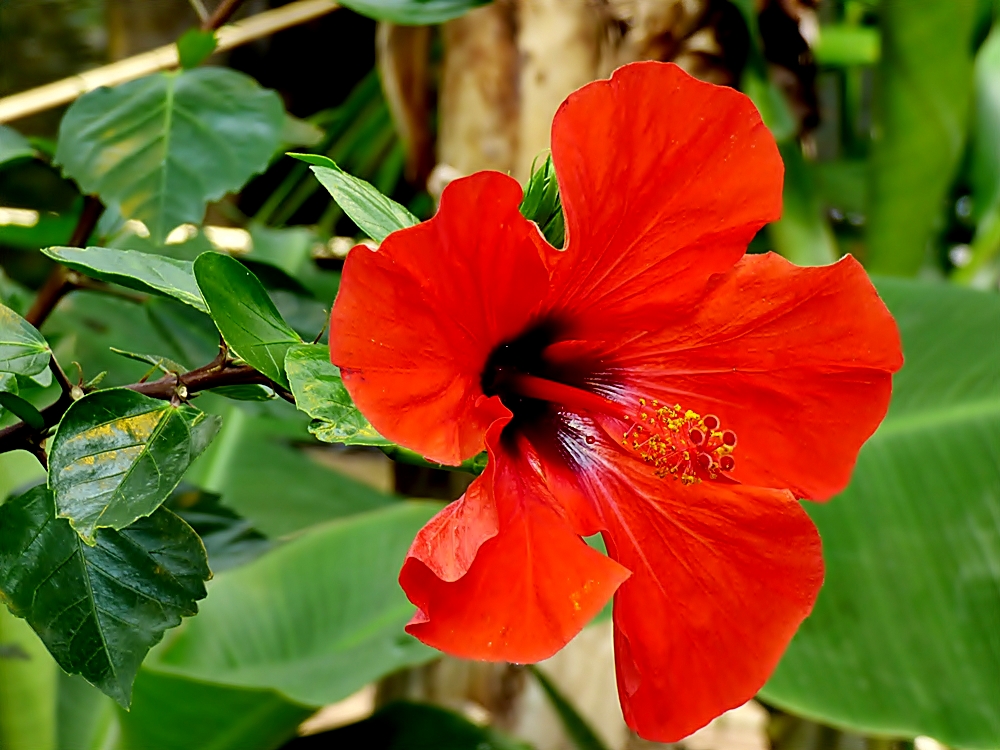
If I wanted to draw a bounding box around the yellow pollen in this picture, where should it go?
[621,401,738,484]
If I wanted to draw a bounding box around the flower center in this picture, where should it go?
[495,369,737,485]
[621,399,737,484]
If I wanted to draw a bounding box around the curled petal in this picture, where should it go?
[329,172,551,465]
[614,253,902,500]
[548,61,783,337]
[400,427,630,663]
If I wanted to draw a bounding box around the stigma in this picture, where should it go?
[622,399,737,484]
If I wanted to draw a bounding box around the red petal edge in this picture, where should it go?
[329,171,550,465]
[400,422,631,664]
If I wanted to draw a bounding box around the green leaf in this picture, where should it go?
[956,26,1000,284]
[336,0,490,25]
[528,666,611,750]
[186,406,394,537]
[866,1,977,275]
[291,153,418,242]
[118,669,312,750]
[0,126,34,168]
[56,673,119,750]
[55,68,284,244]
[763,278,1000,749]
[0,487,210,707]
[310,701,531,749]
[48,389,222,543]
[42,246,208,313]
[176,29,217,70]
[0,303,50,377]
[0,392,44,430]
[206,384,275,402]
[148,503,440,704]
[165,485,271,573]
[109,347,188,376]
[0,607,57,750]
[767,142,838,266]
[194,253,301,389]
[519,153,565,248]
[285,343,389,446]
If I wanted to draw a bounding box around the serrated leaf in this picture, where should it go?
[176,29,217,70]
[55,68,284,243]
[290,153,417,242]
[0,126,34,168]
[42,246,207,313]
[0,486,210,708]
[337,0,490,24]
[0,303,50,377]
[284,343,389,446]
[147,503,439,705]
[48,389,222,543]
[763,278,1000,748]
[193,253,301,389]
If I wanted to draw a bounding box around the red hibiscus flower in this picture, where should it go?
[329,61,903,741]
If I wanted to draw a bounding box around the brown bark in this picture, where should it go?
[437,1,520,175]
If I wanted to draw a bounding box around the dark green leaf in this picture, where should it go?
[0,304,50,377]
[148,503,440,704]
[336,0,490,25]
[866,2,977,275]
[519,153,565,248]
[119,670,312,750]
[0,393,44,430]
[194,253,301,389]
[55,69,284,243]
[175,29,217,70]
[288,701,531,750]
[165,485,271,572]
[290,153,417,242]
[42,246,208,313]
[528,666,611,750]
[48,389,221,542]
[0,126,34,168]
[285,343,388,446]
[0,487,210,707]
[763,278,1000,748]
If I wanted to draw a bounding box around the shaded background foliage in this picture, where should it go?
[0,1,996,750]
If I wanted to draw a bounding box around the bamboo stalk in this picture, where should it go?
[0,0,340,124]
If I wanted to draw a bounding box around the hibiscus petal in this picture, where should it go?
[614,252,902,500]
[576,442,823,742]
[400,428,630,663]
[547,61,783,335]
[329,171,551,465]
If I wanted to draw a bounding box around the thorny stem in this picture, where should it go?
[202,0,248,31]
[0,358,288,457]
